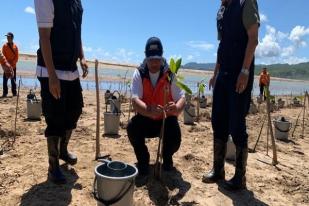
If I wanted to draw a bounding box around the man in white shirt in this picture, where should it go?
[34,0,88,184]
[127,37,185,176]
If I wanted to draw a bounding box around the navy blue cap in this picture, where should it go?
[5,32,14,38]
[145,37,163,59]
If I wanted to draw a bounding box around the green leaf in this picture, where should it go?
[199,83,206,94]
[175,58,182,74]
[170,58,176,74]
[176,81,192,94]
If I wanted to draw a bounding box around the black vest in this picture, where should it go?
[217,0,254,75]
[37,0,83,71]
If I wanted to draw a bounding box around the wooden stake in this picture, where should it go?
[266,123,269,156]
[292,107,303,138]
[196,83,200,122]
[265,87,278,165]
[154,86,168,180]
[94,59,101,159]
[302,92,306,138]
[13,79,21,144]
[252,114,267,153]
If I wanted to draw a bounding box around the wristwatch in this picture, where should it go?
[241,68,250,76]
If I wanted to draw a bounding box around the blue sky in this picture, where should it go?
[0,0,309,65]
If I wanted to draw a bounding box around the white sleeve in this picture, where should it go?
[34,0,54,28]
[131,69,143,99]
[171,77,185,102]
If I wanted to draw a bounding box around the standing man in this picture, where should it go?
[259,67,270,100]
[2,32,18,97]
[34,0,88,184]
[203,0,260,191]
[127,37,185,176]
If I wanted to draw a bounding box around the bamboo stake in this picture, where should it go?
[94,60,101,159]
[154,86,168,180]
[265,86,278,165]
[292,107,304,138]
[13,78,21,144]
[252,114,267,153]
[196,83,200,122]
[302,92,307,138]
[266,123,269,156]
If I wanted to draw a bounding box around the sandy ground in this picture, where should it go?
[0,88,308,206]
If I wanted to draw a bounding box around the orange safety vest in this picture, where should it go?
[139,67,175,120]
[259,71,270,86]
[2,43,18,68]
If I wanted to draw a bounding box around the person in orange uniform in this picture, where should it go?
[127,37,185,176]
[2,32,18,97]
[259,67,270,100]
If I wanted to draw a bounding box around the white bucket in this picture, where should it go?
[225,136,236,161]
[110,99,121,113]
[249,102,258,114]
[104,112,120,135]
[273,118,291,141]
[27,100,42,120]
[278,100,285,108]
[185,93,192,102]
[199,97,207,108]
[94,160,138,206]
[183,104,195,125]
[105,91,112,105]
[257,96,263,104]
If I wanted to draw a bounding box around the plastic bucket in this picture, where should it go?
[94,160,138,206]
[183,104,195,125]
[273,118,291,141]
[27,100,42,120]
[199,97,207,108]
[225,136,236,161]
[104,112,120,135]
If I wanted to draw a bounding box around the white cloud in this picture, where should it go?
[289,25,309,47]
[187,41,214,51]
[256,25,309,64]
[83,46,93,52]
[260,13,268,23]
[24,6,35,15]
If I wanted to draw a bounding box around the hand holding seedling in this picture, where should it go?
[165,101,178,115]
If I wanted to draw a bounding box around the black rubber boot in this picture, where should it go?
[224,145,248,191]
[202,139,226,183]
[60,130,77,165]
[47,136,66,184]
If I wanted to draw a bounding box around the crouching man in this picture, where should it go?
[127,37,185,176]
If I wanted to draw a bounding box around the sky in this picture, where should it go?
[0,0,309,65]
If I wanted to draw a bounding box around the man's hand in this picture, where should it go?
[49,72,61,99]
[2,63,13,78]
[236,72,249,93]
[147,105,164,119]
[80,58,88,78]
[209,75,216,90]
[165,101,178,115]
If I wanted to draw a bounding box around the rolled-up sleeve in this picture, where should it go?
[131,69,143,99]
[34,0,54,28]
[243,0,260,30]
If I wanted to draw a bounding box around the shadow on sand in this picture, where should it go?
[136,165,192,206]
[20,165,82,206]
[218,182,269,206]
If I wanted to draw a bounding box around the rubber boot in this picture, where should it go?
[224,145,248,191]
[202,139,226,183]
[47,136,66,184]
[60,130,77,165]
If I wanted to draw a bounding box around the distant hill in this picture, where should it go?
[183,62,216,71]
[183,62,309,80]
